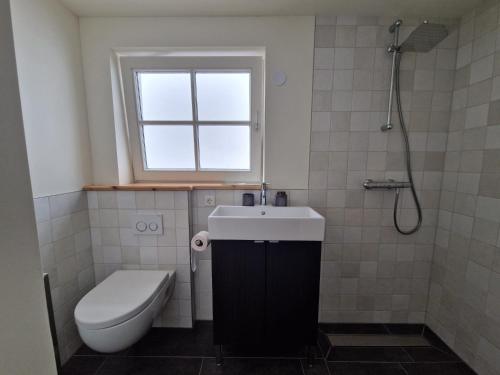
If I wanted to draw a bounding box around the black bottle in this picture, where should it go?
[242,193,255,206]
[275,191,288,207]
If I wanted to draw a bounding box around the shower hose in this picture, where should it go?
[393,51,422,235]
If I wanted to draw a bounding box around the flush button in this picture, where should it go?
[136,221,147,232]
[131,214,163,235]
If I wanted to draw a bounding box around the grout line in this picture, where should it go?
[382,324,392,334]
[398,362,410,375]
[197,358,204,375]
[92,356,109,375]
[322,357,333,375]
[299,358,306,375]
[400,347,415,363]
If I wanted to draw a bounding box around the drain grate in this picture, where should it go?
[328,334,431,347]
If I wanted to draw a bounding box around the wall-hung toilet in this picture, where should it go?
[74,270,175,353]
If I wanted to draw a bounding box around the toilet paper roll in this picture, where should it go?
[191,231,210,252]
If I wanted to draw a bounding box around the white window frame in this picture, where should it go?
[120,56,264,182]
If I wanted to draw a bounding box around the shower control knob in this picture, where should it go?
[136,221,147,232]
[149,222,158,231]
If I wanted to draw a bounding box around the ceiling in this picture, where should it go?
[60,0,483,18]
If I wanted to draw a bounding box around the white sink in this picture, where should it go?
[208,205,325,241]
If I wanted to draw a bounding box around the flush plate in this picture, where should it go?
[130,214,163,235]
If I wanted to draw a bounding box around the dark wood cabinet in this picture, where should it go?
[211,240,267,345]
[265,241,321,345]
[211,240,321,352]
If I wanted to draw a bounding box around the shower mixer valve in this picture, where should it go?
[363,179,411,190]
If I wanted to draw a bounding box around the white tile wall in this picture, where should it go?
[33,191,94,364]
[88,190,193,328]
[427,2,500,374]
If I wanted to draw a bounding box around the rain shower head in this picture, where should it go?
[399,21,448,53]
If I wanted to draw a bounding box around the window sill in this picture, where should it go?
[83,182,262,191]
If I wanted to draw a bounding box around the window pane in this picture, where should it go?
[199,126,250,170]
[143,125,195,169]
[138,72,192,121]
[196,72,250,121]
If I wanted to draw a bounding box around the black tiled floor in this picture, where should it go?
[384,324,424,336]
[222,344,317,358]
[402,363,476,375]
[422,327,457,355]
[320,323,389,335]
[302,360,330,375]
[63,322,477,375]
[328,363,407,375]
[403,347,462,363]
[327,347,413,362]
[126,321,215,357]
[201,358,304,375]
[74,345,129,357]
[60,356,105,375]
[96,357,202,375]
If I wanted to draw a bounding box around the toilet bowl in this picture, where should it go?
[74,270,175,353]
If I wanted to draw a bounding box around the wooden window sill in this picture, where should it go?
[83,182,262,191]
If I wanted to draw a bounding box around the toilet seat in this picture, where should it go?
[75,270,172,330]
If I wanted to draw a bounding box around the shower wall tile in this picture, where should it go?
[88,190,193,329]
[428,2,500,375]
[310,15,458,325]
[33,191,94,364]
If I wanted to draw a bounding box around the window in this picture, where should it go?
[120,56,263,182]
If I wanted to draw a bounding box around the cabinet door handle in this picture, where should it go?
[269,240,280,243]
[254,240,264,243]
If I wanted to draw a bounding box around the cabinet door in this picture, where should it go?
[212,240,266,345]
[265,241,321,345]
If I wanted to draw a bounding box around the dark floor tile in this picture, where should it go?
[328,363,407,375]
[201,358,303,375]
[327,347,412,362]
[320,323,389,335]
[222,343,318,358]
[74,344,128,357]
[61,356,105,375]
[422,327,454,354]
[403,347,461,363]
[127,323,215,357]
[317,331,331,358]
[96,357,202,375]
[384,324,424,335]
[302,359,330,375]
[402,363,476,375]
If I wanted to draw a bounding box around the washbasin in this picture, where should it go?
[208,205,325,241]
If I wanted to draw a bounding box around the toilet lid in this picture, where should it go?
[75,270,173,330]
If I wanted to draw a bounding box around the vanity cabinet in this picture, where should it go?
[211,240,321,354]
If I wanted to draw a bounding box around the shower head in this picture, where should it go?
[399,21,448,53]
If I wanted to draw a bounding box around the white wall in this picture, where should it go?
[11,0,93,198]
[79,16,315,189]
[0,2,57,374]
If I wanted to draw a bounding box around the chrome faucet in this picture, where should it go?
[260,182,268,206]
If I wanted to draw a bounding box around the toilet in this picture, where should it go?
[74,269,175,353]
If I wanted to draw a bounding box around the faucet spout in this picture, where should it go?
[260,182,268,206]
